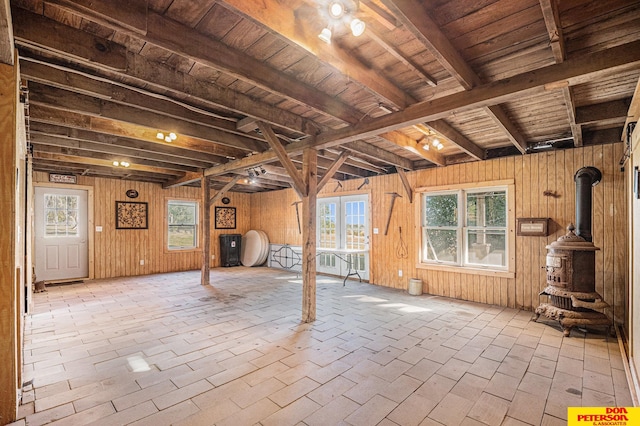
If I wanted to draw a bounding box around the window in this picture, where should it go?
[167,200,199,250]
[44,194,79,236]
[421,185,510,271]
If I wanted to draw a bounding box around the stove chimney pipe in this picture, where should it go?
[574,166,602,242]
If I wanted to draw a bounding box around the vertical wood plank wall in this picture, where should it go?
[250,144,628,322]
[33,172,251,278]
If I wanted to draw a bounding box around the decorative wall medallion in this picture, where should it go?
[116,201,148,229]
[221,196,230,205]
[126,189,139,199]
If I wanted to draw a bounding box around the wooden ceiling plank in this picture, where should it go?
[381,0,479,90]
[423,119,486,160]
[317,150,349,192]
[204,38,640,176]
[220,0,411,109]
[20,60,250,137]
[30,133,214,169]
[0,0,13,65]
[30,122,228,165]
[383,0,529,153]
[47,0,148,34]
[28,83,267,153]
[365,28,437,87]
[33,151,181,176]
[257,121,308,198]
[575,98,632,125]
[12,6,126,71]
[14,12,316,137]
[29,105,245,159]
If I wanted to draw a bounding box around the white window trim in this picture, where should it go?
[416,180,515,278]
[166,198,200,251]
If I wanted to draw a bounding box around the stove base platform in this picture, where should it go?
[534,303,612,337]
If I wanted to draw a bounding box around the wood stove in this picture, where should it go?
[534,167,612,336]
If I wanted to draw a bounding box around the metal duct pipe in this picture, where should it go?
[574,166,602,242]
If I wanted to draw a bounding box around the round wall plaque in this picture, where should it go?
[126,189,139,199]
[221,197,230,204]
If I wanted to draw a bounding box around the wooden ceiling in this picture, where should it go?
[5,0,640,192]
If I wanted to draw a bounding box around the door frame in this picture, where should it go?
[317,191,371,280]
[33,183,95,282]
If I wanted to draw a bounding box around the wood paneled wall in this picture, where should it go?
[250,144,628,322]
[33,172,251,278]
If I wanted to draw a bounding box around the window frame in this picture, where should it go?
[417,180,515,278]
[166,198,200,252]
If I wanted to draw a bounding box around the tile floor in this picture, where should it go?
[11,267,633,425]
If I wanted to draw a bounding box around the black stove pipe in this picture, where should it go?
[574,166,602,242]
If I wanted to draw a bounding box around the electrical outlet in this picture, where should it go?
[373,228,379,234]
[398,269,403,277]
[140,259,144,266]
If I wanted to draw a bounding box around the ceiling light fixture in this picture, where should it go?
[318,27,332,44]
[157,131,178,142]
[329,1,345,18]
[113,161,131,168]
[350,18,366,37]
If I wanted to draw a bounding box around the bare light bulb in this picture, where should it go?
[350,19,365,37]
[329,1,344,18]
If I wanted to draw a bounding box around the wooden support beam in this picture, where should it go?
[209,175,242,206]
[424,120,486,160]
[317,150,349,192]
[0,57,18,423]
[28,83,267,153]
[201,176,211,286]
[12,6,127,71]
[164,171,203,189]
[396,167,413,204]
[220,0,411,109]
[258,121,307,198]
[205,40,640,175]
[0,0,14,65]
[380,131,445,166]
[301,148,317,323]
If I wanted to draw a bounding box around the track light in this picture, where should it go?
[259,166,267,175]
[247,169,255,178]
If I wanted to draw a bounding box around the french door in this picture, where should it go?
[317,194,369,280]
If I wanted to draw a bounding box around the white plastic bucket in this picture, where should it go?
[408,278,423,296]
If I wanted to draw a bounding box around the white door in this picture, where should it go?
[317,194,369,280]
[34,187,89,282]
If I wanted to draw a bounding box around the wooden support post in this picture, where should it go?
[301,148,317,323]
[201,176,211,285]
[0,58,18,423]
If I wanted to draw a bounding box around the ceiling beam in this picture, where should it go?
[28,83,267,153]
[209,175,242,206]
[15,4,420,170]
[164,171,204,189]
[13,8,316,137]
[30,122,228,165]
[204,38,640,175]
[539,0,582,147]
[258,121,308,198]
[379,131,445,166]
[29,105,245,160]
[317,150,350,192]
[220,0,412,109]
[382,0,529,153]
[423,120,485,160]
